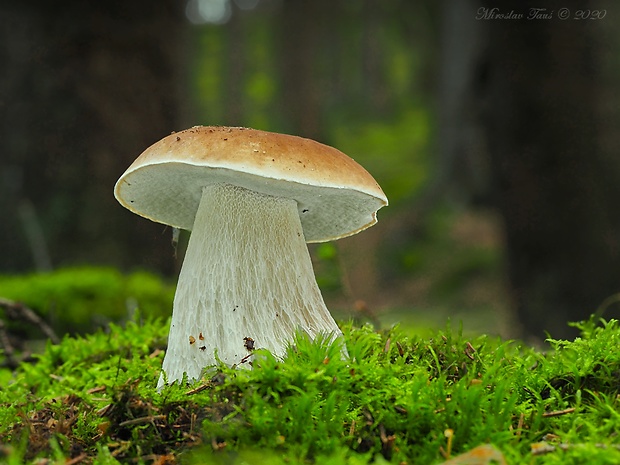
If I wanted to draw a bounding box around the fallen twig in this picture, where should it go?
[542,407,575,417]
[0,319,17,367]
[464,341,477,360]
[185,384,210,396]
[118,415,166,427]
[0,297,60,343]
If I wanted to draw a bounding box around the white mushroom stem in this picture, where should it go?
[158,183,343,388]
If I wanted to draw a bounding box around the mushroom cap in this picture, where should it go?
[114,126,388,242]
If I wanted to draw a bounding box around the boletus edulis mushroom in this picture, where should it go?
[114,126,387,388]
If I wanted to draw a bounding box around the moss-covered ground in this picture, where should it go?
[1,313,620,464]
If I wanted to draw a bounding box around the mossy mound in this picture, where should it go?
[1,316,620,464]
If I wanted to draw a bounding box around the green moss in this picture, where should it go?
[1,317,620,464]
[0,267,174,335]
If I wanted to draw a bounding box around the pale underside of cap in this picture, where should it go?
[114,126,388,242]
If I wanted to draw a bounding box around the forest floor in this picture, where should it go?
[1,315,620,464]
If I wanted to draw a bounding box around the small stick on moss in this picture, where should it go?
[0,297,59,343]
[395,341,405,357]
[542,407,575,418]
[118,414,167,427]
[0,319,17,368]
[348,419,356,436]
[186,384,210,395]
[515,412,525,437]
[87,385,107,395]
[464,341,476,361]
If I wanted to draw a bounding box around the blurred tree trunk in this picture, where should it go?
[437,0,489,205]
[0,0,186,274]
[335,1,383,308]
[276,0,328,140]
[224,3,245,125]
[481,1,620,340]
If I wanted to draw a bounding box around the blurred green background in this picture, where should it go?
[1,0,620,342]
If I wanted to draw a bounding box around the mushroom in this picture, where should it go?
[114,126,388,388]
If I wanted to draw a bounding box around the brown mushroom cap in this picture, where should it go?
[114,126,388,242]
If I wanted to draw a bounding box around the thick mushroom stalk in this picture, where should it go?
[158,183,343,388]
